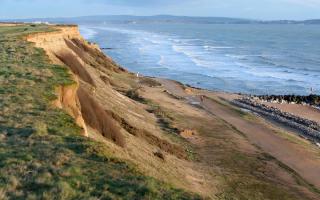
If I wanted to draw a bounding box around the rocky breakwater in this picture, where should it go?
[233,98,320,142]
[254,94,320,109]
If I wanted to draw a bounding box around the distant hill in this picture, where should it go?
[2,15,320,25]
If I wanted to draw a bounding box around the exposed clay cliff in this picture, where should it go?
[53,76,88,137]
[27,25,91,137]
[26,25,206,193]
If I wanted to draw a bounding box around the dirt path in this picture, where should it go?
[158,78,320,190]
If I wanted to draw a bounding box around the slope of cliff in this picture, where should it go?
[0,24,201,200]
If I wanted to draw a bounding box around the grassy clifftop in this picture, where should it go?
[0,24,200,200]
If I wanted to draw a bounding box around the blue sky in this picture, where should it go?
[1,0,320,20]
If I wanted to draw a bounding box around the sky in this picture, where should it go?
[1,0,320,20]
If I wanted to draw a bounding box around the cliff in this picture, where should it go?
[0,24,201,199]
[26,25,89,137]
[24,24,205,194]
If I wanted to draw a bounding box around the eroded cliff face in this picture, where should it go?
[26,26,82,63]
[26,25,126,142]
[53,76,88,137]
[25,25,207,195]
[27,26,89,137]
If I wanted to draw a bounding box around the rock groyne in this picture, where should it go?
[233,98,320,141]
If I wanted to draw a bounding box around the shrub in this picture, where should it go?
[125,89,146,103]
[139,77,162,87]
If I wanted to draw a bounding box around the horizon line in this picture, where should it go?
[1,14,320,22]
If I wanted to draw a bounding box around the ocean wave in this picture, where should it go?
[172,45,212,67]
[79,27,98,39]
[204,45,235,50]
[157,56,166,66]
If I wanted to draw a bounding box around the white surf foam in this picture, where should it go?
[79,26,98,39]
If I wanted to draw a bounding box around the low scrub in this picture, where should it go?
[125,89,147,103]
[106,109,188,159]
[139,77,162,87]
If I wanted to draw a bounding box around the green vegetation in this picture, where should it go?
[145,101,198,161]
[0,25,201,199]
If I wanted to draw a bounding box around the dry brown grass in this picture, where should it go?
[139,77,162,87]
[78,88,125,147]
[141,129,187,159]
[100,75,110,85]
[105,109,187,159]
[55,51,95,86]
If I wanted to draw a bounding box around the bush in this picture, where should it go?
[125,89,146,103]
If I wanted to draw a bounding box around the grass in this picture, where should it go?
[206,96,257,121]
[0,24,202,200]
[125,88,148,103]
[144,100,198,161]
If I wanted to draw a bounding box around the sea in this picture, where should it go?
[79,22,320,95]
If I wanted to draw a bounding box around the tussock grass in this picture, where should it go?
[139,77,162,87]
[125,88,147,103]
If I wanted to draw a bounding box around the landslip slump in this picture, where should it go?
[26,26,94,139]
[26,25,127,146]
[53,75,88,137]
[26,25,89,137]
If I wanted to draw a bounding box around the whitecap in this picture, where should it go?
[79,26,98,39]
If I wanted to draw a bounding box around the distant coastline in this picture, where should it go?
[2,15,320,25]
